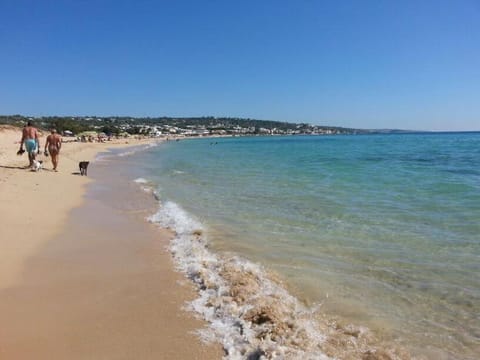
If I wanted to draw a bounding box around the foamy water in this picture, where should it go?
[116,142,157,157]
[129,134,479,359]
[134,177,149,184]
[95,141,160,162]
[146,199,408,359]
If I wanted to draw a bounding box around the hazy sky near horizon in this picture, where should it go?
[1,0,479,131]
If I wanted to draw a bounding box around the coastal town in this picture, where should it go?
[0,115,372,138]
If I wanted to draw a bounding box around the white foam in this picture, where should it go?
[116,150,134,157]
[148,201,203,235]
[134,177,149,184]
[147,200,332,359]
[94,153,109,162]
[117,141,159,157]
[95,141,160,162]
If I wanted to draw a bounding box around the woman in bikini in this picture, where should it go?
[45,129,62,171]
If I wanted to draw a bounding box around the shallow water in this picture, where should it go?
[127,134,479,359]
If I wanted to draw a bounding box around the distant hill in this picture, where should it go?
[0,114,412,136]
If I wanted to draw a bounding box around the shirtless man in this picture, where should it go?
[45,129,62,171]
[19,121,40,168]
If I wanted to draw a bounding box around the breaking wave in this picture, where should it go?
[95,141,159,162]
[145,197,412,359]
[134,177,149,184]
[117,141,159,157]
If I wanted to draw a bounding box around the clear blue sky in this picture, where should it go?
[1,0,479,130]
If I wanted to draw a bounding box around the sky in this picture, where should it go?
[0,0,479,131]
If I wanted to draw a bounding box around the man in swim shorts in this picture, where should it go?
[45,128,62,171]
[18,121,40,168]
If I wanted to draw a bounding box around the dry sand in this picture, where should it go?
[0,125,222,359]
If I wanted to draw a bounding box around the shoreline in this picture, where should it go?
[3,127,477,359]
[126,139,417,359]
[0,125,156,288]
[0,126,221,359]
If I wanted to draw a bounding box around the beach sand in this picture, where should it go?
[0,125,222,359]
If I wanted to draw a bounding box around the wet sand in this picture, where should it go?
[0,126,222,359]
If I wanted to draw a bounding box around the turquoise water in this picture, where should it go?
[134,133,480,358]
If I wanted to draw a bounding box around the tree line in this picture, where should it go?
[0,114,363,135]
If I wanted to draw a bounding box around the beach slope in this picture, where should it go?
[0,126,221,359]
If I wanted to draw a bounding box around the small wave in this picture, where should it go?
[132,178,161,197]
[94,153,110,162]
[117,150,137,157]
[134,177,149,184]
[94,142,159,162]
[147,200,411,360]
[148,201,202,235]
[114,141,160,158]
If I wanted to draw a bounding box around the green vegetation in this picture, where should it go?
[0,114,372,136]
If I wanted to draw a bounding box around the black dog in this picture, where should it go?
[79,161,89,176]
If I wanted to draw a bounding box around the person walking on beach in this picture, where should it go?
[18,121,40,168]
[45,129,62,171]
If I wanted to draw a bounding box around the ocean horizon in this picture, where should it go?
[111,133,479,359]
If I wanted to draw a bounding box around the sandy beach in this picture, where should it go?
[0,125,221,359]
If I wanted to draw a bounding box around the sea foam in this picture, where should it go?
[147,200,334,359]
[134,175,412,360]
[134,177,149,184]
[95,141,160,162]
[117,142,159,157]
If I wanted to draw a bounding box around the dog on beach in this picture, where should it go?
[79,161,89,176]
[31,160,43,172]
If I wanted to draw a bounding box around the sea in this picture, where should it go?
[106,133,480,359]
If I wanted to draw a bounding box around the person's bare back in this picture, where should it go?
[22,125,38,141]
[19,121,40,167]
[46,133,62,154]
[45,129,62,171]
